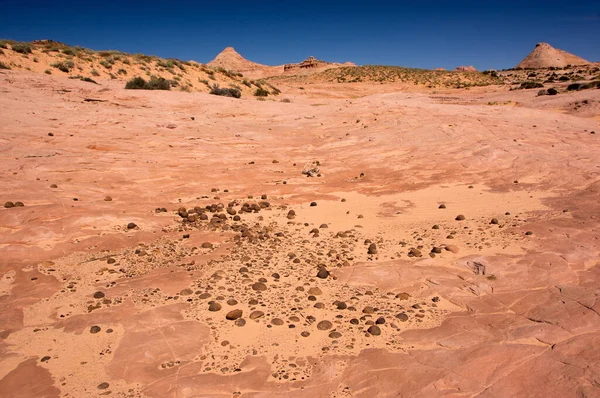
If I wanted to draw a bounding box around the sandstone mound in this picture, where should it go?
[207,47,270,72]
[455,65,477,72]
[516,42,589,68]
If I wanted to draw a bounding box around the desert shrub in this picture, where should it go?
[558,75,569,81]
[0,61,11,70]
[254,87,269,97]
[69,75,98,84]
[125,76,170,90]
[62,48,77,56]
[91,69,100,76]
[51,60,74,72]
[99,59,112,69]
[121,58,131,65]
[44,69,51,74]
[256,97,266,101]
[0,48,3,55]
[209,84,241,98]
[157,59,174,68]
[537,89,546,96]
[242,79,251,87]
[33,57,38,63]
[280,98,291,103]
[519,81,544,89]
[0,40,11,48]
[125,76,147,89]
[11,42,32,54]
[567,83,581,91]
[208,74,216,80]
[117,68,127,75]
[547,88,558,95]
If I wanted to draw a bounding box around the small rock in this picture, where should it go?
[93,291,105,299]
[367,243,377,255]
[396,313,409,322]
[104,196,112,202]
[367,325,381,336]
[249,310,264,320]
[317,320,333,330]
[226,309,243,320]
[4,202,14,208]
[307,287,323,295]
[90,325,101,334]
[525,231,533,236]
[329,331,342,338]
[438,204,446,209]
[490,218,499,224]
[126,222,137,230]
[97,382,110,390]
[316,268,329,279]
[271,318,284,326]
[252,282,267,291]
[375,317,386,324]
[362,306,375,314]
[310,202,317,207]
[408,248,422,257]
[455,214,465,221]
[201,242,213,249]
[208,302,222,312]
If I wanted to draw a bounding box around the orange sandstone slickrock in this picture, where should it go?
[0,69,600,397]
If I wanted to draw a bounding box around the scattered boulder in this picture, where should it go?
[317,320,333,330]
[367,243,377,255]
[226,309,243,320]
[252,282,267,291]
[367,325,381,336]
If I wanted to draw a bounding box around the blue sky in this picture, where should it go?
[0,0,598,70]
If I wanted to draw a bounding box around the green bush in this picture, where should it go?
[125,77,147,89]
[11,42,32,54]
[125,76,170,90]
[209,84,241,98]
[519,81,544,89]
[62,48,77,56]
[51,60,74,72]
[254,87,269,97]
[99,59,112,69]
[146,77,171,90]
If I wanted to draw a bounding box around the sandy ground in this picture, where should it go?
[1,69,600,398]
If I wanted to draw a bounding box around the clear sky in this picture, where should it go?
[0,0,598,70]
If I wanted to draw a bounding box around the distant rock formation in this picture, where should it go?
[284,56,330,71]
[455,65,477,72]
[207,47,268,71]
[516,42,589,69]
[206,47,353,78]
